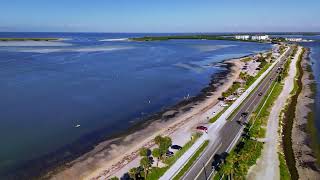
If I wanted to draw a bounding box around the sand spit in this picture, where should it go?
[293,48,320,179]
[0,41,72,47]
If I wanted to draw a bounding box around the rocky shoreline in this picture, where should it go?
[293,48,320,179]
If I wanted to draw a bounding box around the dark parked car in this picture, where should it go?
[237,118,248,126]
[166,150,174,157]
[212,154,222,170]
[258,92,263,96]
[196,126,208,131]
[148,156,154,164]
[171,145,182,150]
[241,112,248,118]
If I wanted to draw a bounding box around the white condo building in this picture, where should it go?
[285,38,303,42]
[235,35,250,40]
[251,35,270,41]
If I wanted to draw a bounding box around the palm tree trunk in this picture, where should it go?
[144,169,147,179]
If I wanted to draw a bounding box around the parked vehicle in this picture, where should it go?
[171,145,182,150]
[196,126,208,131]
[212,154,222,170]
[220,103,229,107]
[237,118,249,126]
[166,150,174,157]
[241,112,248,118]
[258,92,263,96]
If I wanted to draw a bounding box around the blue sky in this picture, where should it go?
[1,0,319,32]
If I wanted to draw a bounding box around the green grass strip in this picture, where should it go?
[209,107,227,123]
[173,140,209,180]
[279,152,291,180]
[146,133,201,180]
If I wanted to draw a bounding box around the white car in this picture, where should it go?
[220,103,229,107]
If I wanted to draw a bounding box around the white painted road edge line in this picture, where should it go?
[190,142,223,180]
[207,127,244,179]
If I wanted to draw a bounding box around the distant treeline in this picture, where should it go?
[267,32,320,36]
[130,32,320,42]
[0,38,59,41]
[130,35,258,42]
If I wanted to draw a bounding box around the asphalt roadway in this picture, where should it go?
[182,47,293,180]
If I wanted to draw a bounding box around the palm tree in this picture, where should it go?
[159,136,172,161]
[128,167,138,180]
[234,160,248,178]
[221,153,236,180]
[139,147,149,157]
[152,148,161,167]
[154,135,162,145]
[109,176,119,180]
[140,156,151,178]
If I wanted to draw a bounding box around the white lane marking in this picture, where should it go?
[250,75,278,130]
[226,127,244,152]
[180,140,214,179]
[207,127,244,179]
[234,67,276,122]
[243,70,276,113]
[189,143,222,180]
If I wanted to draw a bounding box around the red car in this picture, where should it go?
[196,126,208,131]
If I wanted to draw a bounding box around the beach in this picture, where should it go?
[48,57,244,180]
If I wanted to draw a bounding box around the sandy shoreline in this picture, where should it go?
[47,57,244,180]
[292,48,320,179]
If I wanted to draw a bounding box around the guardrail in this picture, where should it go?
[159,47,291,180]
